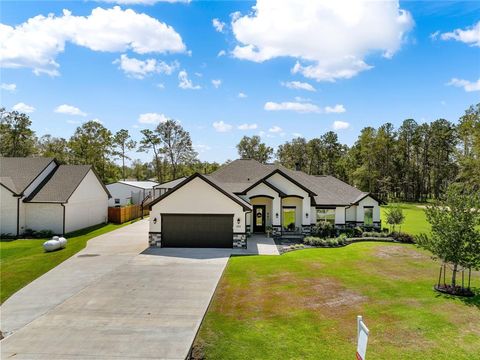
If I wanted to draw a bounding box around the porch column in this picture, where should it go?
[272,195,281,236]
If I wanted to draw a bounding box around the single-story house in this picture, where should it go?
[153,177,186,196]
[148,159,382,248]
[106,180,159,207]
[0,157,110,236]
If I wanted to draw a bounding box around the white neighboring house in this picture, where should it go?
[106,180,159,207]
[153,177,186,196]
[148,159,383,249]
[0,157,110,236]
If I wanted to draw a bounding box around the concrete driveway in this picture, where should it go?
[1,220,231,359]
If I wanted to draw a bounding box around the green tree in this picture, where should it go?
[417,186,480,292]
[0,108,37,157]
[456,104,480,190]
[276,137,308,171]
[156,119,197,179]
[237,135,273,163]
[37,135,69,163]
[113,129,136,180]
[385,206,405,232]
[139,129,162,182]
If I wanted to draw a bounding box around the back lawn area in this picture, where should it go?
[193,243,480,360]
[381,202,431,235]
[0,221,135,304]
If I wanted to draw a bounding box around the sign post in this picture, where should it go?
[356,315,369,360]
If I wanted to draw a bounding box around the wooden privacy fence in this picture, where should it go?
[108,205,149,224]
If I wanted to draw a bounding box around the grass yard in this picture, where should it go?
[0,221,134,304]
[381,202,431,235]
[193,243,480,360]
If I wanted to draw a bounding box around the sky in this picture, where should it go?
[1,0,479,164]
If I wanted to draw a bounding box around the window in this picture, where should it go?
[316,208,335,225]
[364,207,373,226]
[114,198,120,204]
[282,207,296,230]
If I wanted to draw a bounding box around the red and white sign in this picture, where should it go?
[356,315,369,360]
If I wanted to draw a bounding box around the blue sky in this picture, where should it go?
[1,0,479,163]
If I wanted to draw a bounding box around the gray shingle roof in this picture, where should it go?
[209,159,367,206]
[0,157,55,195]
[25,165,92,203]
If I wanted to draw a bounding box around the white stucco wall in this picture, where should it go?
[356,196,380,223]
[25,203,63,234]
[0,185,18,235]
[149,176,247,234]
[267,173,310,225]
[335,206,346,224]
[65,170,108,233]
[106,183,143,207]
[246,182,281,227]
[346,206,357,222]
[249,197,273,227]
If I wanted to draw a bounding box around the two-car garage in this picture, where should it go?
[161,214,233,248]
[148,173,250,248]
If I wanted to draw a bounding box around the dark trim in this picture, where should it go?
[252,205,266,233]
[0,182,17,195]
[249,194,274,200]
[233,232,248,235]
[16,196,21,236]
[352,193,385,205]
[363,206,374,208]
[263,181,287,197]
[282,205,296,209]
[149,173,252,211]
[316,206,336,209]
[149,231,162,234]
[161,213,235,217]
[281,194,304,199]
[266,169,317,196]
[20,158,58,196]
[61,203,66,235]
[239,178,287,197]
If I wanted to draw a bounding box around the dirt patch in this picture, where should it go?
[375,245,427,260]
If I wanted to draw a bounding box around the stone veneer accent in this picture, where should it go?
[149,232,162,247]
[301,225,312,235]
[272,225,282,237]
[233,234,247,248]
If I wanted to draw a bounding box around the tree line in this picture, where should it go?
[1,103,478,201]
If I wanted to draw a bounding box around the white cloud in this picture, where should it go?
[213,120,232,132]
[99,0,189,4]
[238,92,247,98]
[269,125,282,133]
[332,120,350,130]
[138,112,168,124]
[1,83,16,92]
[114,54,179,79]
[178,70,201,89]
[447,78,480,92]
[0,6,186,76]
[281,81,316,91]
[211,79,222,88]
[440,21,480,47]
[324,104,346,113]
[231,0,413,82]
[238,123,258,130]
[12,102,35,113]
[54,104,87,116]
[212,18,226,33]
[294,96,311,102]
[264,101,320,113]
[217,50,227,57]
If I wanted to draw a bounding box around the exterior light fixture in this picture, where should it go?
[306,213,309,218]
[153,217,157,224]
[275,213,279,219]
[237,217,241,225]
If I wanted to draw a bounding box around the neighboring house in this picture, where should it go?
[0,157,110,236]
[153,177,186,196]
[106,180,159,207]
[148,159,382,249]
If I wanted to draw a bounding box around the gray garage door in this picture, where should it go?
[162,214,233,248]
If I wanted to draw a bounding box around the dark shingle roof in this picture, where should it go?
[209,159,367,206]
[25,165,92,203]
[0,157,55,195]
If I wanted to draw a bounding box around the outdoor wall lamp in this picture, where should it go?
[237,217,241,225]
[153,217,157,224]
[275,212,279,219]
[306,213,309,219]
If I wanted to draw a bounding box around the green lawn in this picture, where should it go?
[0,221,134,304]
[381,202,431,235]
[193,243,480,360]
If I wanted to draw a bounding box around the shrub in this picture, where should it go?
[312,222,336,238]
[390,231,415,244]
[304,236,324,246]
[0,233,16,240]
[341,228,355,238]
[354,226,363,237]
[329,239,338,247]
[22,229,55,239]
[362,231,385,238]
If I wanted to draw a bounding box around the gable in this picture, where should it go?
[266,172,310,198]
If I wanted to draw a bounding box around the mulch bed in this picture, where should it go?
[434,284,475,297]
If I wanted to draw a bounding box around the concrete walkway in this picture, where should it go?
[247,235,280,255]
[1,220,231,360]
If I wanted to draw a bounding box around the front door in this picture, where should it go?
[253,205,266,233]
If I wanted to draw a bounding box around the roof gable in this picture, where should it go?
[0,157,55,195]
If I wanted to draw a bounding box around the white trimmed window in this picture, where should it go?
[316,208,335,225]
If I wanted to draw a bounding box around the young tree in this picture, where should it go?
[113,129,136,180]
[237,135,273,163]
[385,206,405,232]
[139,129,162,182]
[156,119,197,179]
[417,185,480,294]
[0,108,37,157]
[37,135,69,163]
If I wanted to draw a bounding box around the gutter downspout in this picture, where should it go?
[61,203,66,235]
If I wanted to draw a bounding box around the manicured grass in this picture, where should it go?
[0,221,135,304]
[381,202,431,235]
[194,243,480,360]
